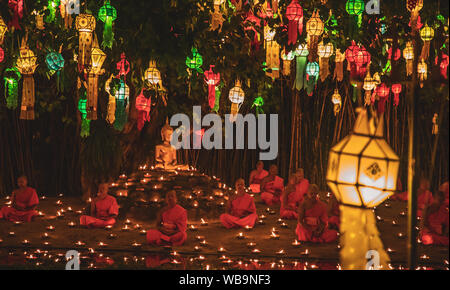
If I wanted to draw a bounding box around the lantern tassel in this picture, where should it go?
[20,76,35,120]
[208,84,216,109]
[80,119,91,138]
[334,60,344,82]
[288,20,298,45]
[4,79,19,110]
[114,99,128,131]
[213,86,221,113]
[420,41,430,61]
[102,17,114,49]
[294,55,307,91]
[106,94,116,124]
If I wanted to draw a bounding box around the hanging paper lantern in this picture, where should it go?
[333,49,345,82]
[8,0,24,30]
[186,47,203,73]
[375,83,390,115]
[432,114,439,135]
[75,14,96,71]
[417,59,427,87]
[306,10,324,62]
[420,25,434,61]
[114,80,129,131]
[285,0,303,45]
[318,42,334,82]
[105,74,116,125]
[98,0,117,49]
[35,12,45,30]
[116,52,130,79]
[363,72,376,106]
[144,60,162,87]
[264,26,280,80]
[281,49,295,76]
[78,97,90,138]
[45,0,60,23]
[16,41,38,120]
[3,67,21,110]
[403,42,414,76]
[211,0,225,32]
[45,51,65,72]
[204,65,220,109]
[294,43,309,91]
[244,11,261,51]
[229,80,245,122]
[407,0,423,29]
[252,96,264,115]
[346,0,364,28]
[305,62,319,96]
[331,89,342,116]
[345,41,360,66]
[436,53,449,79]
[327,108,399,269]
[385,46,401,73]
[0,47,4,63]
[0,16,7,45]
[60,0,73,29]
[85,38,106,120]
[135,89,151,131]
[354,46,371,75]
[391,84,402,107]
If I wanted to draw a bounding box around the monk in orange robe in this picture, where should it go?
[391,179,408,201]
[294,168,310,204]
[439,181,449,206]
[417,177,434,217]
[220,178,258,229]
[280,174,300,219]
[420,190,449,246]
[260,165,284,206]
[80,183,119,228]
[327,192,340,230]
[249,161,269,193]
[147,190,187,246]
[0,176,39,223]
[296,184,338,243]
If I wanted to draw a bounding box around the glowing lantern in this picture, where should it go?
[417,59,427,88]
[375,83,390,114]
[16,41,38,120]
[420,25,434,61]
[403,42,414,76]
[60,0,73,29]
[354,46,371,77]
[45,0,60,23]
[75,14,96,71]
[204,65,220,109]
[391,84,402,107]
[327,108,399,269]
[105,74,116,124]
[186,47,203,73]
[432,114,438,135]
[0,16,7,45]
[78,97,90,137]
[346,0,364,28]
[98,0,117,49]
[285,0,303,45]
[8,0,24,30]
[135,89,151,131]
[45,51,65,92]
[363,72,376,106]
[244,11,261,51]
[145,60,162,87]
[3,67,21,110]
[252,96,264,115]
[281,49,295,76]
[407,0,423,29]
[318,41,334,82]
[114,79,129,131]
[211,0,225,32]
[385,46,401,73]
[33,10,45,30]
[333,49,345,82]
[229,80,245,122]
[305,62,319,96]
[0,47,4,63]
[331,89,342,116]
[436,53,449,79]
[116,52,130,79]
[306,10,324,62]
[294,43,309,91]
[85,37,106,120]
[264,26,280,80]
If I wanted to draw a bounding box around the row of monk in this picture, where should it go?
[1,172,448,247]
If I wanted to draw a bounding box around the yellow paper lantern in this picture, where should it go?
[281,49,295,76]
[306,10,324,62]
[75,14,96,70]
[403,41,414,76]
[85,37,106,120]
[0,16,8,45]
[331,89,342,116]
[264,26,280,80]
[420,25,434,61]
[229,80,245,121]
[327,108,399,270]
[16,42,38,120]
[333,49,345,82]
[363,72,377,106]
[318,41,334,82]
[145,60,162,87]
[418,59,427,87]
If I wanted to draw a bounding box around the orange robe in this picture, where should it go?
[249,169,269,193]
[295,179,310,204]
[420,204,449,246]
[280,189,301,220]
[328,202,340,229]
[417,190,434,217]
[296,201,338,243]
[0,187,39,222]
[391,179,408,201]
[260,176,284,206]
[147,204,187,246]
[80,195,119,228]
[220,193,258,229]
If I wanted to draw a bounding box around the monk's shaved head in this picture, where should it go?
[308,184,320,195]
[166,190,178,207]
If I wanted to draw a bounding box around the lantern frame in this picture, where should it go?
[229,81,245,104]
[0,16,7,45]
[318,42,334,58]
[45,52,65,71]
[17,47,38,75]
[420,25,434,42]
[306,62,320,77]
[145,60,162,86]
[90,46,106,75]
[286,0,303,21]
[75,14,96,33]
[306,12,324,37]
[186,47,203,70]
[346,0,365,15]
[98,0,117,23]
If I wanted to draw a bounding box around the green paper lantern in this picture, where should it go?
[78,98,91,138]
[45,52,65,72]
[45,0,61,23]
[98,0,117,49]
[186,47,203,73]
[306,62,320,77]
[3,67,21,110]
[346,0,365,15]
[252,96,265,115]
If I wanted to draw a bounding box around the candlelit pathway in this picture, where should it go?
[0,193,448,269]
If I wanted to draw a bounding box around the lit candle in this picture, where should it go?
[135,224,141,229]
[105,225,113,230]
[75,241,85,246]
[125,219,132,224]
[236,232,245,240]
[200,218,208,226]
[246,242,256,248]
[266,208,271,213]
[189,225,198,231]
[56,200,63,205]
[200,240,208,247]
[244,225,252,231]
[397,232,405,239]
[276,249,285,255]
[260,214,266,220]
[271,227,279,234]
[108,234,117,239]
[195,235,205,241]
[251,248,261,254]
[140,230,147,235]
[257,219,265,225]
[194,246,201,252]
[399,211,406,216]
[14,221,22,226]
[98,242,107,248]
[392,220,398,226]
[218,247,227,253]
[9,232,15,237]
[281,222,288,228]
[46,226,55,231]
[22,239,30,245]
[132,242,142,248]
[270,232,280,240]
[292,240,301,247]
[43,242,51,246]
[387,248,396,253]
[384,202,391,208]
[301,249,310,256]
[38,211,45,217]
[68,222,76,228]
[42,233,50,240]
[122,225,130,232]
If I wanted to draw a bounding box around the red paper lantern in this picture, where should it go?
[391,84,402,107]
[0,47,4,63]
[204,65,220,109]
[135,90,151,131]
[376,83,390,115]
[435,53,449,79]
[388,47,401,61]
[345,41,360,64]
[354,46,371,68]
[285,0,303,45]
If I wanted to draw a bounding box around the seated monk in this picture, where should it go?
[0,176,39,223]
[249,161,269,194]
[294,168,310,204]
[80,183,119,228]
[439,181,449,206]
[391,179,408,201]
[296,184,338,243]
[417,177,433,218]
[220,178,258,229]
[260,165,284,206]
[420,190,449,246]
[147,190,187,246]
[155,122,188,171]
[327,192,340,230]
[280,174,301,219]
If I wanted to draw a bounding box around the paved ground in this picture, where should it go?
[0,193,448,269]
